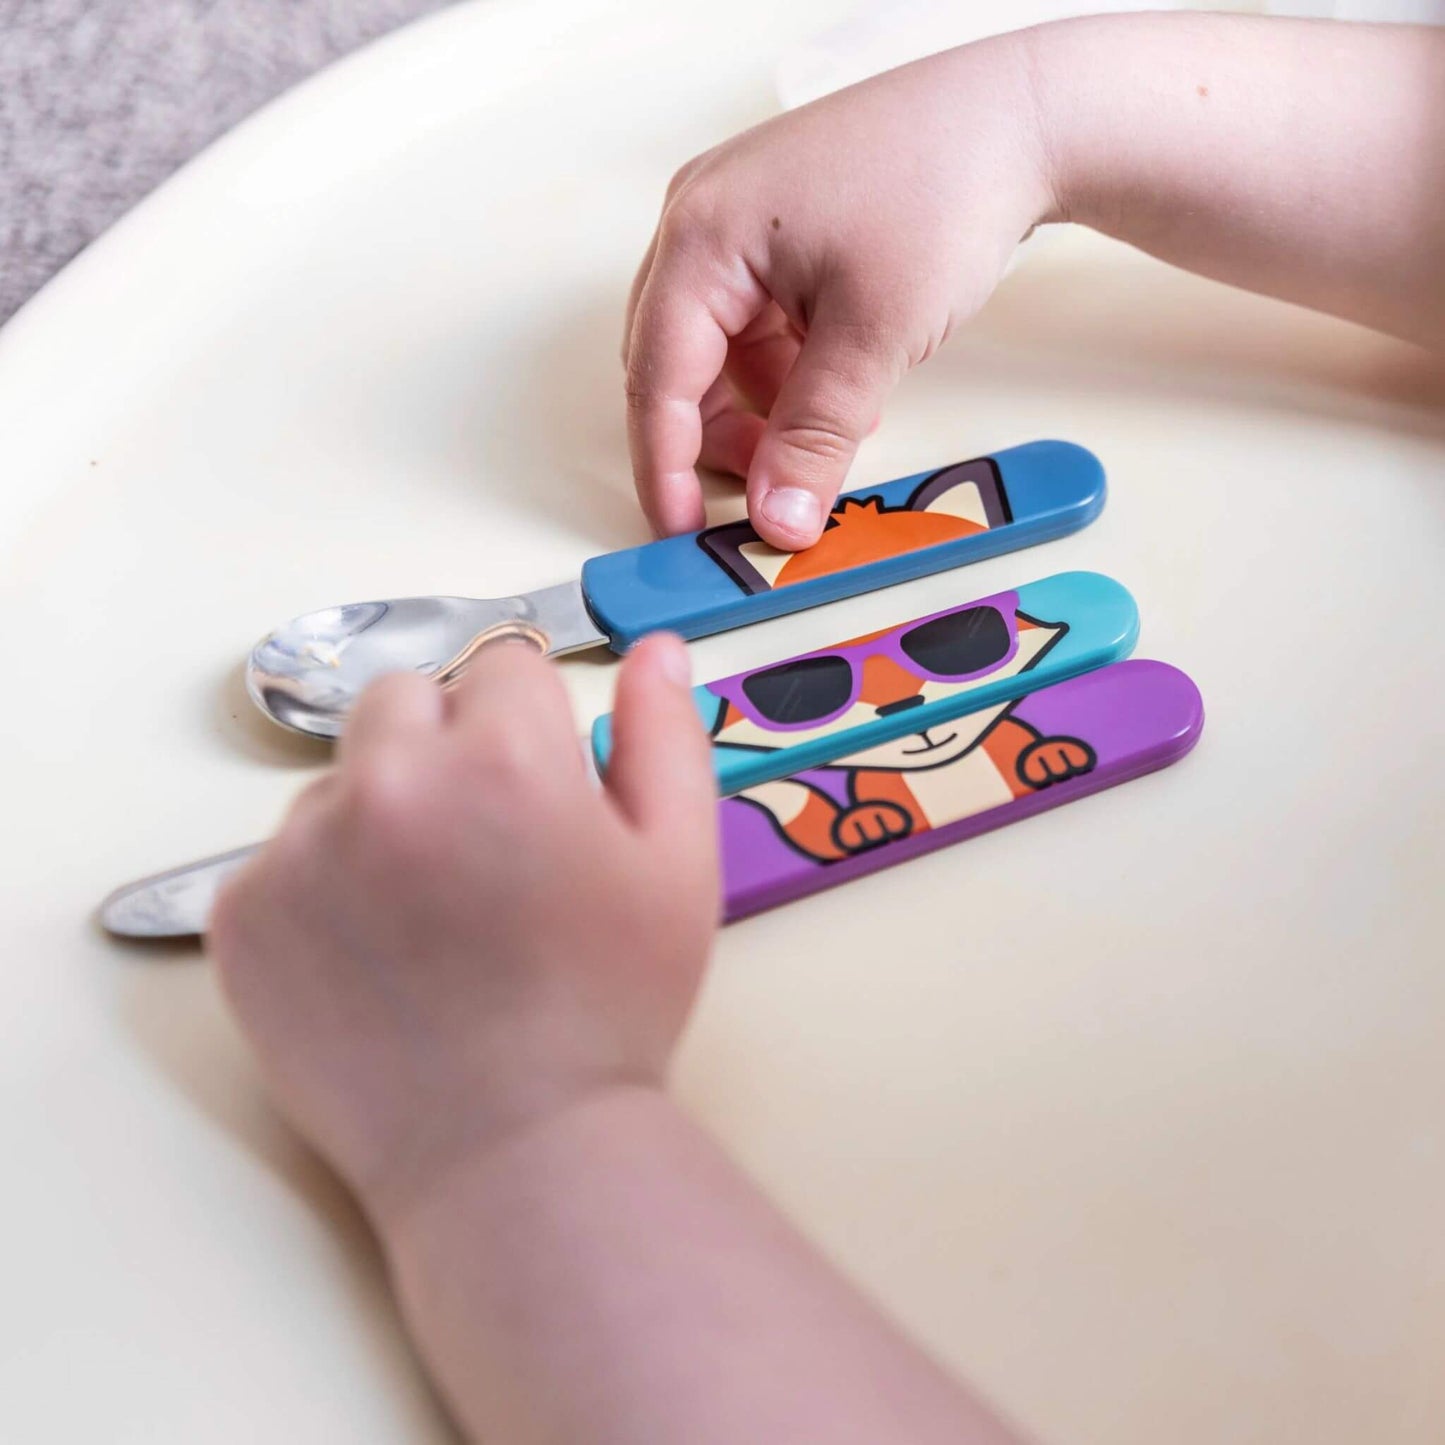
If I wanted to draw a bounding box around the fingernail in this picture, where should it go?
[651,633,692,688]
[760,486,822,540]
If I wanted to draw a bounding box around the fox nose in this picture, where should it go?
[861,653,925,717]
[876,695,925,718]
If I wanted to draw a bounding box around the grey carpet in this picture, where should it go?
[0,0,453,324]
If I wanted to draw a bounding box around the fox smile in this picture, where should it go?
[900,728,960,755]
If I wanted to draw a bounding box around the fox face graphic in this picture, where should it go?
[714,598,1096,864]
[707,599,1064,761]
[697,458,1011,595]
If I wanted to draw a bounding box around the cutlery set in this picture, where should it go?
[103,439,1203,936]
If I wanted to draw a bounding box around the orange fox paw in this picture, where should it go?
[1017,736,1096,789]
[830,800,914,853]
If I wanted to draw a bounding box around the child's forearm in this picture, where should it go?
[378,1085,1024,1445]
[1032,13,1445,346]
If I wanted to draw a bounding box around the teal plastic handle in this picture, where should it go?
[592,571,1139,796]
[580,440,1105,649]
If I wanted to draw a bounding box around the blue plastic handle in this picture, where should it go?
[580,440,1105,650]
[592,571,1138,796]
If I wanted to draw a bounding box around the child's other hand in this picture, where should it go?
[623,33,1054,549]
[209,635,718,1223]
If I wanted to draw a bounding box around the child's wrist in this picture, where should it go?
[937,22,1080,234]
[1010,18,1098,231]
[359,1077,671,1244]
[1019,11,1230,238]
[1012,13,1163,235]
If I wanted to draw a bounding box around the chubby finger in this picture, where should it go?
[626,282,726,537]
[698,376,766,478]
[622,152,715,366]
[604,634,716,857]
[724,302,803,417]
[699,404,766,479]
[339,670,445,761]
[445,638,583,780]
[695,308,805,479]
[626,245,767,537]
[622,228,660,366]
[745,313,905,548]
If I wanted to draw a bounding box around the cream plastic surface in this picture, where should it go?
[1,0,1443,1439]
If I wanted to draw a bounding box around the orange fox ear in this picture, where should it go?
[775,500,978,588]
[1014,610,1054,633]
[704,695,742,738]
[831,495,886,519]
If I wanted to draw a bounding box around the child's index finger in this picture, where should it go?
[624,246,767,538]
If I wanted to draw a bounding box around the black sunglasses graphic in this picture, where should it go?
[714,605,1018,731]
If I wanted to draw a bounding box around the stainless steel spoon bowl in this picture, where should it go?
[245,582,606,738]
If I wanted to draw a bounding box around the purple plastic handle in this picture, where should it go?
[719,659,1203,922]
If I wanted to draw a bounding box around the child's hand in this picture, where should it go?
[625,14,1445,552]
[212,641,1024,1445]
[623,31,1054,548]
[209,635,718,1221]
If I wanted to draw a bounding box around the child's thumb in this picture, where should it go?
[745,314,903,549]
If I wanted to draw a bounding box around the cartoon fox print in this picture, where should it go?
[712,607,1096,863]
[698,458,1011,595]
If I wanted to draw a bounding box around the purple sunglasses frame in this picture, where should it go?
[705,591,1022,733]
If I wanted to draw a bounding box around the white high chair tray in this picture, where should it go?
[1,0,1442,1439]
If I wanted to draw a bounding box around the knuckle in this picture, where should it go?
[821,321,909,380]
[469,717,548,798]
[664,159,698,203]
[624,356,677,414]
[458,635,549,694]
[773,417,858,465]
[663,147,716,204]
[657,187,721,260]
[343,751,421,836]
[463,643,566,726]
[624,377,664,416]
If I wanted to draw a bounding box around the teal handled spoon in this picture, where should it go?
[592,571,1138,796]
